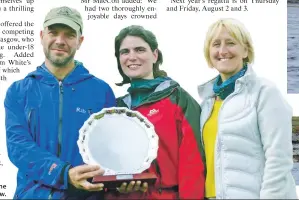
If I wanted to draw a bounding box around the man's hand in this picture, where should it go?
[117,181,148,193]
[68,165,105,191]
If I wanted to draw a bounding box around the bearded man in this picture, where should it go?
[4,6,115,199]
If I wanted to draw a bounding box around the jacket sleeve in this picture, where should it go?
[4,82,70,190]
[257,82,296,198]
[175,87,205,199]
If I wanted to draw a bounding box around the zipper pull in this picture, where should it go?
[59,81,64,94]
[158,188,162,194]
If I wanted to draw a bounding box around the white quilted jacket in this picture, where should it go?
[198,66,297,199]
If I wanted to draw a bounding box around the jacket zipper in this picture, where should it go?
[48,81,64,200]
[214,84,243,199]
[201,82,243,198]
[41,65,81,199]
[216,97,231,198]
[58,81,64,157]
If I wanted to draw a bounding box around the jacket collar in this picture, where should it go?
[197,65,256,100]
[25,60,93,85]
[122,79,178,108]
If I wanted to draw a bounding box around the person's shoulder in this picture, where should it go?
[89,76,109,85]
[254,75,276,87]
[6,75,35,95]
[176,85,189,94]
[168,83,199,105]
[252,76,291,113]
[88,76,113,90]
[251,76,289,108]
[5,76,38,104]
[253,76,280,94]
[173,84,194,98]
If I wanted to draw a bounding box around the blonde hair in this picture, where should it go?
[204,18,254,68]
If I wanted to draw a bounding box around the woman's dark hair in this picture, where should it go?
[114,25,167,86]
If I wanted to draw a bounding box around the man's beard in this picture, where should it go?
[44,47,76,68]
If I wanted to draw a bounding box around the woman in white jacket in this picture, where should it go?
[198,18,297,199]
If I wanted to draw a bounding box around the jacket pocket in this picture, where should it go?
[25,101,40,142]
[27,108,37,142]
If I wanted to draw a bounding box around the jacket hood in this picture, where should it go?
[26,61,93,85]
[197,65,257,99]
